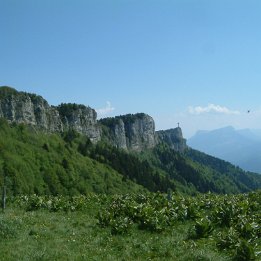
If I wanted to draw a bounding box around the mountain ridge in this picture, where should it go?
[0,86,261,195]
[188,126,261,173]
[0,86,186,152]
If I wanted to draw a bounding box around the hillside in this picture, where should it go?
[0,117,261,196]
[0,86,261,196]
[0,118,145,195]
[140,144,261,194]
[185,148,261,192]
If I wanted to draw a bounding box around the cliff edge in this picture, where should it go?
[0,86,187,152]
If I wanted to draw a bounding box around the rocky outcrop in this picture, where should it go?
[111,118,128,150]
[57,103,101,142]
[0,87,101,142]
[99,113,156,151]
[100,115,187,152]
[156,127,187,153]
[0,86,187,151]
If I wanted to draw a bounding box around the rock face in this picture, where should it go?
[0,87,101,142]
[99,113,156,151]
[0,86,187,151]
[156,127,187,153]
[57,103,101,142]
[110,118,128,150]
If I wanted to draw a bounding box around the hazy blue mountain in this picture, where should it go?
[188,126,261,174]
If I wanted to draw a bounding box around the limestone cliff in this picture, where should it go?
[57,103,101,142]
[100,115,187,152]
[0,86,187,151]
[99,113,156,151]
[156,127,187,153]
[0,86,101,142]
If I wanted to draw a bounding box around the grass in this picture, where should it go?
[0,199,232,261]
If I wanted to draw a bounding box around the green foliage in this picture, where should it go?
[0,218,20,239]
[191,217,213,239]
[99,113,146,127]
[0,115,260,197]
[99,117,122,129]
[62,129,80,144]
[0,119,144,196]
[0,86,45,105]
[15,194,101,212]
[186,148,261,191]
[0,86,18,98]
[0,195,230,261]
[233,240,256,261]
[57,103,87,120]
[217,227,241,250]
[86,142,176,193]
[97,191,261,259]
[217,230,256,260]
[139,144,261,194]
[110,217,133,235]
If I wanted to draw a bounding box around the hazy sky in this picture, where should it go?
[1,0,261,138]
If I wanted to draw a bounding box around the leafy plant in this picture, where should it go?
[111,217,132,235]
[191,217,213,239]
[0,218,19,239]
[233,240,256,261]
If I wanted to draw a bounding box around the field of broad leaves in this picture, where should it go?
[0,191,260,261]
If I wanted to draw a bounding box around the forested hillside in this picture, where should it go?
[140,144,261,194]
[0,119,144,195]
[0,118,261,196]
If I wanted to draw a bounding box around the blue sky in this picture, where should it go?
[1,0,261,137]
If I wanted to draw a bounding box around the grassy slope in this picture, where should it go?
[2,191,260,261]
[0,197,231,261]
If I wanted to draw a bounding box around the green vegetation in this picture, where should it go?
[139,144,261,194]
[57,103,89,120]
[0,86,19,98]
[0,88,261,260]
[0,119,144,196]
[97,191,260,260]
[0,86,45,105]
[0,191,260,260]
[0,118,261,196]
[186,148,261,191]
[99,113,147,127]
[87,142,176,192]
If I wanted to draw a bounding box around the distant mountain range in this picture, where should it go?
[188,126,261,174]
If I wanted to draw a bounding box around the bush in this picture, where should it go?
[0,218,19,239]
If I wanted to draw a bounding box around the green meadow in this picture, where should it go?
[1,191,260,261]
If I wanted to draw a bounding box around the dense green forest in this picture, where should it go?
[141,144,261,193]
[0,118,261,196]
[0,119,144,196]
[185,148,261,192]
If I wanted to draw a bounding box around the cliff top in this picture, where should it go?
[0,86,19,97]
[99,113,149,126]
[0,86,48,105]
